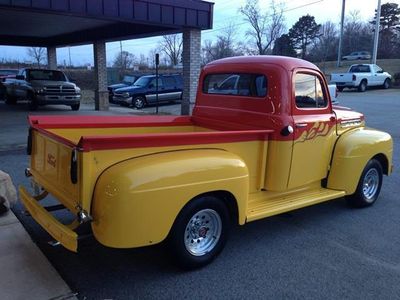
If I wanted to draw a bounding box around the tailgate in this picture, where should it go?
[331,73,352,82]
[30,129,80,211]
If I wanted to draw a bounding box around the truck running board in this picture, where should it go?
[246,188,345,222]
[23,204,66,217]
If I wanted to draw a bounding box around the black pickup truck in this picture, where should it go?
[112,74,183,109]
[3,68,81,111]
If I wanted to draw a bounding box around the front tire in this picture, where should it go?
[168,195,230,269]
[132,96,146,109]
[27,93,38,111]
[357,80,367,92]
[346,159,383,208]
[382,79,390,89]
[71,103,80,111]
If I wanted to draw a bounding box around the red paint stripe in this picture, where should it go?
[78,130,273,152]
[29,115,193,129]
[33,127,76,149]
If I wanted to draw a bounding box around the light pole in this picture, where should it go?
[372,0,382,64]
[337,0,346,67]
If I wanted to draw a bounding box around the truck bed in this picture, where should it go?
[28,115,273,222]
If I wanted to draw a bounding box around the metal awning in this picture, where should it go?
[0,0,213,47]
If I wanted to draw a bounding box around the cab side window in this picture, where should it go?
[203,73,267,97]
[149,78,163,89]
[295,73,327,109]
[163,76,176,89]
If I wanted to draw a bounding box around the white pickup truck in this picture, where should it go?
[331,64,392,92]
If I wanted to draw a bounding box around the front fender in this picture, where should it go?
[327,128,393,194]
[91,149,249,249]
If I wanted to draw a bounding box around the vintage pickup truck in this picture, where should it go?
[20,56,393,269]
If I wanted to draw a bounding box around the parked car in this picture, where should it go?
[330,64,392,92]
[20,56,392,269]
[108,74,140,102]
[342,51,371,61]
[113,74,183,109]
[3,68,81,110]
[0,69,18,100]
[0,69,18,81]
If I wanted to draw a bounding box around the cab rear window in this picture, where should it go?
[203,73,267,97]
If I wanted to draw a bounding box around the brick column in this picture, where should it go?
[182,28,201,115]
[93,40,109,111]
[47,47,57,69]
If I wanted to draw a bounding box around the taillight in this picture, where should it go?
[352,74,356,81]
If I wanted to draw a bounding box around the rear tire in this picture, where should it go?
[357,80,367,92]
[5,94,17,105]
[337,87,344,92]
[346,159,383,208]
[168,195,230,269]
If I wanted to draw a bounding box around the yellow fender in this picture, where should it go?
[91,149,249,249]
[327,128,393,194]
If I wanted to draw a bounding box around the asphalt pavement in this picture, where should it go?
[0,89,399,299]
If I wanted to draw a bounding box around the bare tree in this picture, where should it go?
[309,21,339,64]
[202,23,242,64]
[342,11,373,55]
[26,47,46,67]
[239,0,285,55]
[159,34,182,66]
[113,51,136,70]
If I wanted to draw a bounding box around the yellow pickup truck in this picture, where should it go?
[20,56,393,269]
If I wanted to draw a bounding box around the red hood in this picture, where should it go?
[333,105,364,123]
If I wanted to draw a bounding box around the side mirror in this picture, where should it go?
[213,83,218,89]
[148,83,154,89]
[377,70,384,73]
[69,78,76,83]
[16,75,25,80]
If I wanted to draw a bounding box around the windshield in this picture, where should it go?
[28,70,67,81]
[122,75,136,84]
[349,65,370,73]
[133,77,151,87]
[0,70,18,76]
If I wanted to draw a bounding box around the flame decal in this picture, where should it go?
[296,122,331,143]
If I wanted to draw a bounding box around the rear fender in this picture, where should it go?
[327,128,392,194]
[91,149,249,248]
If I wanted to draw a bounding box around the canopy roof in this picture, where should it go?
[0,0,213,47]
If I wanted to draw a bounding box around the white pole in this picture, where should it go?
[372,0,381,64]
[337,0,346,67]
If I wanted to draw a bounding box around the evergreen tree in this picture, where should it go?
[272,34,296,57]
[288,15,321,59]
[371,3,400,58]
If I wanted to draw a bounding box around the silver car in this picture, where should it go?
[342,51,371,61]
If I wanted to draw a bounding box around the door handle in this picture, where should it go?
[295,123,308,128]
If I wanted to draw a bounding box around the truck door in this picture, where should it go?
[288,71,337,189]
[372,64,384,85]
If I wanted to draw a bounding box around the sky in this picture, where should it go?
[0,0,398,66]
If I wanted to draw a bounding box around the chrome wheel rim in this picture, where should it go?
[134,98,144,108]
[184,209,222,256]
[362,168,379,201]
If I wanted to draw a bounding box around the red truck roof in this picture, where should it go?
[204,55,319,72]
